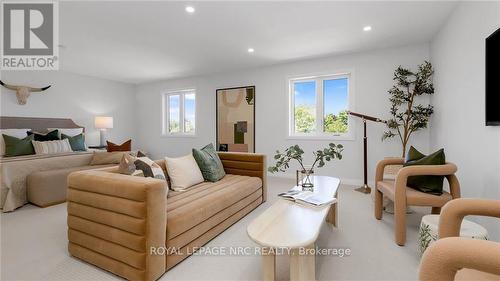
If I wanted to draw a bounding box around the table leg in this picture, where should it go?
[262,247,276,281]
[290,244,315,281]
[326,193,339,227]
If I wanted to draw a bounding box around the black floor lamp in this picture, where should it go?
[347,111,387,194]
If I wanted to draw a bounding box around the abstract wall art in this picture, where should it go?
[216,86,255,153]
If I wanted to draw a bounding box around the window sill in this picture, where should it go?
[286,135,355,141]
[161,133,197,138]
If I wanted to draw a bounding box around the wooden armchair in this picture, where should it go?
[419,199,500,281]
[374,158,461,245]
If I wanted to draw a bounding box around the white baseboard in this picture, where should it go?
[268,172,375,188]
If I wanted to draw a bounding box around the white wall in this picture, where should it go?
[0,71,136,147]
[430,1,500,239]
[136,44,431,184]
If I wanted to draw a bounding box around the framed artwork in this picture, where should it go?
[216,86,255,153]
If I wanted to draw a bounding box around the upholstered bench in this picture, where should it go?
[27,164,114,207]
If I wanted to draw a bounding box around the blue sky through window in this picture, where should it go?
[324,78,348,116]
[294,78,348,114]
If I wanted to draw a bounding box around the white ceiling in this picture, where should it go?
[59,1,457,84]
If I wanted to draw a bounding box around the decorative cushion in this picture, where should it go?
[134,157,166,180]
[3,134,35,157]
[27,129,60,141]
[62,133,86,151]
[90,151,131,165]
[165,154,204,191]
[192,143,226,182]
[49,128,84,139]
[32,139,73,154]
[118,153,137,175]
[0,129,29,156]
[418,214,488,255]
[106,139,131,152]
[404,146,446,195]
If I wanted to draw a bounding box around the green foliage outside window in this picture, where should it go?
[294,106,348,134]
[294,105,316,133]
[324,110,348,133]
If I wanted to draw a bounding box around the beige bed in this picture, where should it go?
[0,117,98,212]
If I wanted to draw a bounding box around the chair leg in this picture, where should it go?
[394,199,407,246]
[375,188,383,220]
[431,207,441,214]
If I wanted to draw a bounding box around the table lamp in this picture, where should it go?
[94,116,113,146]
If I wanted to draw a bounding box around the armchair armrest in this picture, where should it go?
[67,170,167,281]
[439,198,500,238]
[375,157,404,183]
[218,152,267,202]
[419,237,500,281]
[394,163,460,201]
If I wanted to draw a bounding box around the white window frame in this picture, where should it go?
[288,72,354,140]
[162,88,196,137]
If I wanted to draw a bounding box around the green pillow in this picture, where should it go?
[3,134,35,157]
[62,133,86,151]
[403,146,446,195]
[192,143,226,182]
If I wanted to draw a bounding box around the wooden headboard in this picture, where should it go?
[0,116,84,132]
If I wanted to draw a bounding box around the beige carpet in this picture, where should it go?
[1,177,427,281]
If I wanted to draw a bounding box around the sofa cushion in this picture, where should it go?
[192,143,225,182]
[165,154,204,191]
[166,174,262,239]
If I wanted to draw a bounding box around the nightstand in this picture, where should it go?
[88,145,107,150]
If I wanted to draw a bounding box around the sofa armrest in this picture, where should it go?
[419,237,500,281]
[67,170,167,281]
[218,152,267,202]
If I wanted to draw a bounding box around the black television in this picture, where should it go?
[486,27,500,126]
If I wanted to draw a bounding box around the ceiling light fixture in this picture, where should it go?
[247,48,255,53]
[363,26,372,32]
[185,6,195,13]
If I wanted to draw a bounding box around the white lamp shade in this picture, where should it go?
[94,116,113,129]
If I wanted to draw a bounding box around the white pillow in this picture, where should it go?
[48,128,84,138]
[165,154,204,191]
[32,139,73,155]
[0,129,30,156]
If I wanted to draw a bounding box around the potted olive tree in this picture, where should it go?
[382,61,434,158]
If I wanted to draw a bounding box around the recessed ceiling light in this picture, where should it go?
[185,6,195,13]
[247,48,255,53]
[363,26,372,32]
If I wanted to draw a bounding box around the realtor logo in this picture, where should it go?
[1,1,59,70]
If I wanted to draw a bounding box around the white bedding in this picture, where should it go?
[0,151,94,212]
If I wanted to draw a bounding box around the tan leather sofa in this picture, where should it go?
[66,152,267,281]
[419,198,500,281]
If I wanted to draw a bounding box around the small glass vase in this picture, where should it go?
[300,168,314,191]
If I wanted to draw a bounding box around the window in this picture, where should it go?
[162,89,196,136]
[289,73,351,138]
